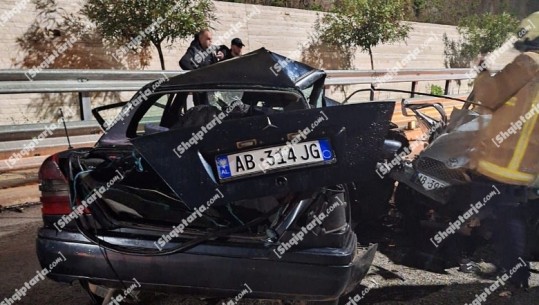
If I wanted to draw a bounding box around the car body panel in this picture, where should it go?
[156,48,320,92]
[37,228,377,300]
[132,102,394,209]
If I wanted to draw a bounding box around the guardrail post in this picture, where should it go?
[444,80,451,95]
[410,81,418,98]
[78,92,92,120]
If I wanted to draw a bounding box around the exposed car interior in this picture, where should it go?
[134,90,307,138]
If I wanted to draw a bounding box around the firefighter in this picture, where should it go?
[469,11,539,290]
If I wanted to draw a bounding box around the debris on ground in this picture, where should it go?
[0,201,40,213]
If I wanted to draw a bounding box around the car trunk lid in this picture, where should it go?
[131,102,394,209]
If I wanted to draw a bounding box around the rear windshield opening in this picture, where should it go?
[132,90,306,137]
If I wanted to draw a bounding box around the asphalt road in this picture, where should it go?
[2,206,539,305]
[0,207,90,305]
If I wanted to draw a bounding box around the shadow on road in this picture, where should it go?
[2,208,539,305]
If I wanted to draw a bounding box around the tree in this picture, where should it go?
[83,0,215,70]
[316,0,411,70]
[410,0,427,19]
[443,12,519,68]
[14,0,123,121]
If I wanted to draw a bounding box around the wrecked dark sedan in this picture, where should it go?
[36,48,401,304]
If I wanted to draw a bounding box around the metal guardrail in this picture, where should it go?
[0,68,472,92]
[324,68,472,85]
[0,68,473,120]
[0,70,181,93]
[0,68,474,172]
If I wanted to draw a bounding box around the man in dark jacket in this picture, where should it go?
[179,29,223,70]
[218,38,245,60]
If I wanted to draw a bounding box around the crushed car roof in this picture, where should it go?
[157,48,323,91]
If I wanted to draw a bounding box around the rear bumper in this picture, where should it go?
[36,228,376,301]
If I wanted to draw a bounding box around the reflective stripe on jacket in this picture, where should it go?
[470,52,539,187]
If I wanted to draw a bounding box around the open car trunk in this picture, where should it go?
[71,102,395,232]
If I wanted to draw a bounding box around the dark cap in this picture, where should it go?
[231,38,245,47]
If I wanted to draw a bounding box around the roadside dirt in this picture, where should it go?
[0,169,40,207]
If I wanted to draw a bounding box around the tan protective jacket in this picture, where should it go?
[470,52,539,187]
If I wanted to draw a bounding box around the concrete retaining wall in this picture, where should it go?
[0,1,519,125]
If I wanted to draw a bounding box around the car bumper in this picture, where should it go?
[36,228,376,301]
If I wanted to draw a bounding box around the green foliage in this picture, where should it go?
[411,0,426,18]
[14,0,124,122]
[218,0,538,24]
[404,0,478,25]
[459,13,520,54]
[315,0,411,70]
[442,34,472,68]
[82,0,215,69]
[443,12,519,68]
[429,84,444,96]
[403,0,532,25]
[307,3,324,11]
[16,0,122,69]
[265,0,286,7]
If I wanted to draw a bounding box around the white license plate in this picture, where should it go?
[417,172,448,190]
[215,139,334,180]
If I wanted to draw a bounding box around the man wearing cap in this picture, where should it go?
[218,38,245,60]
[468,11,539,291]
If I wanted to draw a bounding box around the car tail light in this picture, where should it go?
[39,155,72,215]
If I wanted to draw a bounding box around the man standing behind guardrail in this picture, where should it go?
[218,38,245,60]
[179,29,223,70]
[468,11,539,292]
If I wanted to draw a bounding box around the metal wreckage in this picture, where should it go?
[35,48,539,304]
[387,95,539,271]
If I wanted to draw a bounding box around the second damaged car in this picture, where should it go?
[36,49,399,304]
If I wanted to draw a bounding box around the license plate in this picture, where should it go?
[416,172,448,190]
[215,139,334,180]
